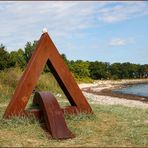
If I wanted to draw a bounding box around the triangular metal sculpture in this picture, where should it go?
[4,32,92,118]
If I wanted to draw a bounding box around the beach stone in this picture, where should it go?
[144,120,148,125]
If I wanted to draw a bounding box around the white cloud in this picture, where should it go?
[0,1,147,51]
[98,1,148,23]
[109,37,135,46]
[109,38,128,46]
[0,1,102,50]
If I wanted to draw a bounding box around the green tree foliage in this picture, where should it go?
[138,64,148,78]
[10,49,26,68]
[0,41,148,80]
[24,41,37,63]
[61,54,69,65]
[121,63,139,79]
[69,60,90,79]
[89,61,110,80]
[109,63,148,79]
[109,63,123,79]
[0,44,13,70]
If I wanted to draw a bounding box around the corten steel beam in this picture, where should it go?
[4,32,93,118]
[33,92,74,139]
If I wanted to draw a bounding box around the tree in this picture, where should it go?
[139,64,148,78]
[89,61,110,80]
[61,53,69,65]
[0,44,12,70]
[24,41,37,63]
[10,49,26,68]
[109,62,141,79]
[69,60,90,79]
[109,63,122,79]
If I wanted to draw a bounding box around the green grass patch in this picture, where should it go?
[0,67,147,146]
[0,104,147,147]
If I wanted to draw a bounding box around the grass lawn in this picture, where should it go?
[0,103,147,147]
[0,68,148,147]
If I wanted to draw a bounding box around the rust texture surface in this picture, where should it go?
[4,32,93,118]
[33,92,74,139]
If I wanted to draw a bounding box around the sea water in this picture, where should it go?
[113,83,148,97]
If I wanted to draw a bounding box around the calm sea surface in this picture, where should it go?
[113,83,148,97]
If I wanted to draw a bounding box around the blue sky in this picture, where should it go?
[0,1,148,64]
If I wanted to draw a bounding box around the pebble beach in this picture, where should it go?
[79,79,148,109]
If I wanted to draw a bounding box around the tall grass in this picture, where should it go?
[0,67,67,104]
[0,67,21,104]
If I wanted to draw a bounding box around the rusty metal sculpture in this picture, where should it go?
[32,92,75,139]
[3,30,93,139]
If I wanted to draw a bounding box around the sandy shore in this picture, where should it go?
[79,79,148,109]
[79,79,148,89]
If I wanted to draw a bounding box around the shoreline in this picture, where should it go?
[79,79,148,104]
[84,86,148,103]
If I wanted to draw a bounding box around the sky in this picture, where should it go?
[0,1,148,64]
